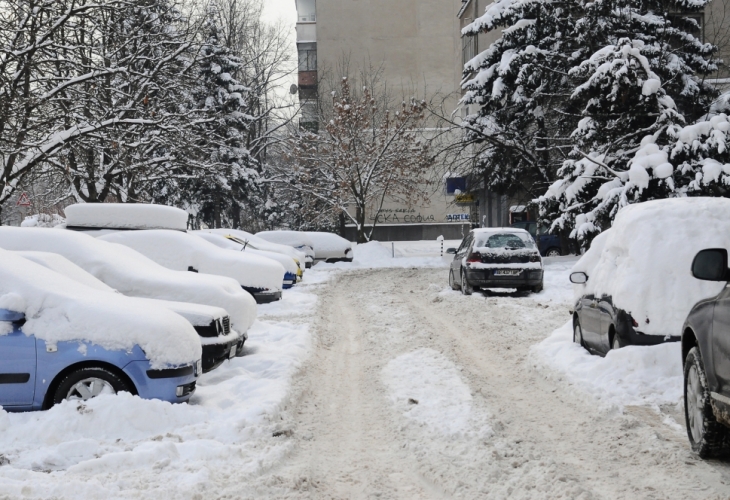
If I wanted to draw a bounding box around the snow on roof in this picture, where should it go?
[305,232,352,257]
[573,197,730,336]
[0,227,256,333]
[0,249,201,369]
[509,205,526,213]
[99,230,285,292]
[472,227,530,235]
[202,228,307,263]
[15,251,228,328]
[65,203,189,231]
[256,231,314,249]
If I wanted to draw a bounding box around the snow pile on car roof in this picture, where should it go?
[193,232,299,275]
[0,249,201,368]
[256,230,314,249]
[99,230,285,292]
[65,203,188,231]
[204,228,307,262]
[572,197,730,336]
[305,232,352,255]
[0,227,256,332]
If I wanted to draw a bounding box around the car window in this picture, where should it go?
[456,233,472,253]
[476,233,535,249]
[526,223,537,238]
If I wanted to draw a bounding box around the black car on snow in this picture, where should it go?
[447,228,544,294]
[681,248,730,458]
[569,272,680,355]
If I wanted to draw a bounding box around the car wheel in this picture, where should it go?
[460,269,473,296]
[684,347,730,458]
[545,248,561,257]
[449,269,460,290]
[573,321,584,347]
[610,331,621,350]
[52,367,132,407]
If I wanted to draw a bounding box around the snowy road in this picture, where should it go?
[251,263,730,499]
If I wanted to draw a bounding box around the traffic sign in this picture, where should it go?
[16,192,30,207]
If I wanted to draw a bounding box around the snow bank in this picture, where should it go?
[99,230,285,292]
[0,227,256,333]
[531,322,682,408]
[21,214,66,228]
[0,249,200,368]
[193,232,298,275]
[572,197,730,336]
[317,241,449,270]
[65,203,188,231]
[382,348,492,437]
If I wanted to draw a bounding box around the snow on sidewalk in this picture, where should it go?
[530,322,683,409]
[0,271,329,499]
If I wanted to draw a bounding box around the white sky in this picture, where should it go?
[261,0,299,107]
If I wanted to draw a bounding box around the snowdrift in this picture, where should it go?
[0,249,201,368]
[65,203,188,231]
[0,227,256,332]
[99,230,285,293]
[572,197,730,336]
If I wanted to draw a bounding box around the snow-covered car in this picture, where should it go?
[99,230,286,304]
[681,247,730,458]
[255,231,315,268]
[305,231,353,263]
[65,202,188,232]
[569,197,730,355]
[0,250,201,411]
[202,228,307,269]
[447,228,543,295]
[0,227,257,346]
[18,251,241,373]
[193,231,301,288]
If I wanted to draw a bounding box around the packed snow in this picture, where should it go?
[0,249,201,368]
[99,230,285,293]
[65,203,188,231]
[572,197,730,336]
[0,227,257,333]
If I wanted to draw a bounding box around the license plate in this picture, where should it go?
[229,346,237,359]
[494,270,521,276]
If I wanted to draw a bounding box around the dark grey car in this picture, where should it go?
[681,248,730,458]
[447,229,544,295]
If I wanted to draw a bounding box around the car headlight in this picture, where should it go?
[195,359,202,376]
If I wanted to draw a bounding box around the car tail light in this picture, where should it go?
[631,316,639,328]
[466,252,481,263]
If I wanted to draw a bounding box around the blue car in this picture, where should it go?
[0,308,199,411]
[510,222,562,257]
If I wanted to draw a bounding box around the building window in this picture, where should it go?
[445,177,467,195]
[462,35,478,65]
[297,0,316,22]
[298,43,317,71]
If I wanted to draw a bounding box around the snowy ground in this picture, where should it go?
[2,241,729,498]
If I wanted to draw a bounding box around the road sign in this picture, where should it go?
[16,192,30,207]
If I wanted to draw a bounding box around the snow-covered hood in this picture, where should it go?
[305,232,353,260]
[65,203,188,231]
[203,228,307,263]
[572,197,730,336]
[99,230,285,292]
[0,227,256,333]
[0,250,201,369]
[192,232,299,274]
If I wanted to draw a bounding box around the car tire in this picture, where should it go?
[449,269,460,290]
[573,320,584,347]
[532,282,544,293]
[610,330,621,351]
[545,248,561,257]
[460,269,473,296]
[52,367,132,407]
[684,347,730,458]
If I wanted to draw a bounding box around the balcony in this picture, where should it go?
[296,23,317,42]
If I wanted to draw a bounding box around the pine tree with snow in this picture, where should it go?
[156,4,261,229]
[541,0,719,243]
[460,0,579,201]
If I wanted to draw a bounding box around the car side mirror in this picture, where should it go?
[0,309,25,322]
[692,249,729,281]
[570,272,588,284]
[446,248,457,255]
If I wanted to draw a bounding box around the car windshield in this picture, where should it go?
[476,233,534,249]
